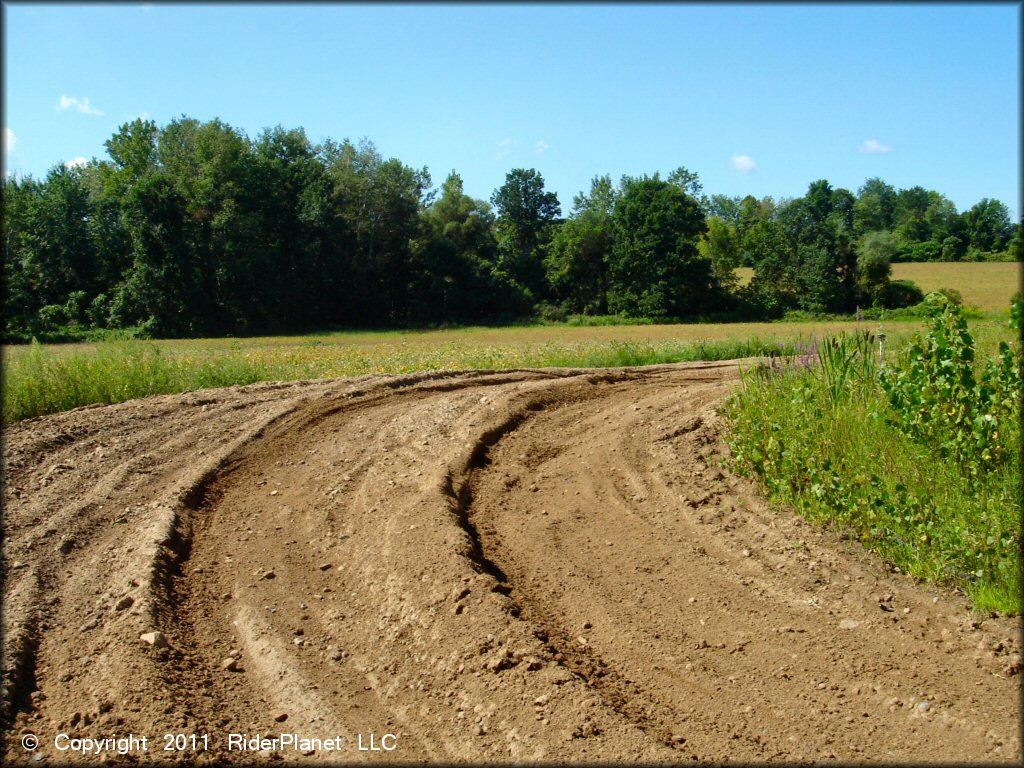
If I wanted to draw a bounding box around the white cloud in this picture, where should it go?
[64,156,88,169]
[728,154,757,173]
[4,129,20,178]
[495,138,521,161]
[535,139,550,154]
[57,94,105,116]
[858,138,892,154]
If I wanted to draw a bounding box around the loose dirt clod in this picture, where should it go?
[114,595,134,611]
[1,363,1019,763]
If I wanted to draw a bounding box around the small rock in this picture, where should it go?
[140,631,168,649]
[270,490,279,496]
[741,549,751,557]
[58,537,75,555]
[318,563,332,571]
[261,570,276,580]
[917,701,931,713]
[114,595,134,611]
[672,734,687,744]
[839,619,861,630]
[273,711,288,722]
[534,695,549,707]
[221,657,239,672]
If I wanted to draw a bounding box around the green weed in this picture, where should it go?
[726,304,1022,614]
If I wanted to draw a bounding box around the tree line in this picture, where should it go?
[3,116,1019,340]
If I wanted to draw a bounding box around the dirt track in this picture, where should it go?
[2,361,1020,763]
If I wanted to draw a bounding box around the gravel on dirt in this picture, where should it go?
[1,362,1019,763]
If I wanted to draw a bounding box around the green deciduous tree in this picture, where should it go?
[412,171,509,321]
[697,216,741,291]
[964,198,1012,254]
[545,174,615,315]
[853,177,896,236]
[326,138,431,325]
[490,168,561,303]
[855,230,896,305]
[607,174,713,318]
[744,219,797,316]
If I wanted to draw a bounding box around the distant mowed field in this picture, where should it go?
[735,261,1021,312]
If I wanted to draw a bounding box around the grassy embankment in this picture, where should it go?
[726,301,1021,614]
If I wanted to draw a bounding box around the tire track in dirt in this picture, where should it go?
[2,363,1020,764]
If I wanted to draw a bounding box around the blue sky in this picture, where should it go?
[3,2,1020,218]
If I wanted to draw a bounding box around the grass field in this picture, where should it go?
[890,262,1021,310]
[2,317,1015,423]
[734,261,1021,313]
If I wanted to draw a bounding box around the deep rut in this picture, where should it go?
[2,363,1020,764]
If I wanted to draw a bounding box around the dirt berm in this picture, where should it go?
[1,361,1019,763]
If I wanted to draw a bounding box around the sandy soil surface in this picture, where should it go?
[2,361,1020,764]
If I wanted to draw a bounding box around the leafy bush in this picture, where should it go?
[534,302,568,323]
[884,279,924,309]
[726,301,1022,613]
[880,295,1021,484]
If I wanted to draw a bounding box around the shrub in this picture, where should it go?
[726,299,1022,613]
[884,279,924,309]
[880,297,1021,485]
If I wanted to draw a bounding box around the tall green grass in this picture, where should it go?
[725,316,1021,614]
[2,335,802,423]
[2,340,278,422]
